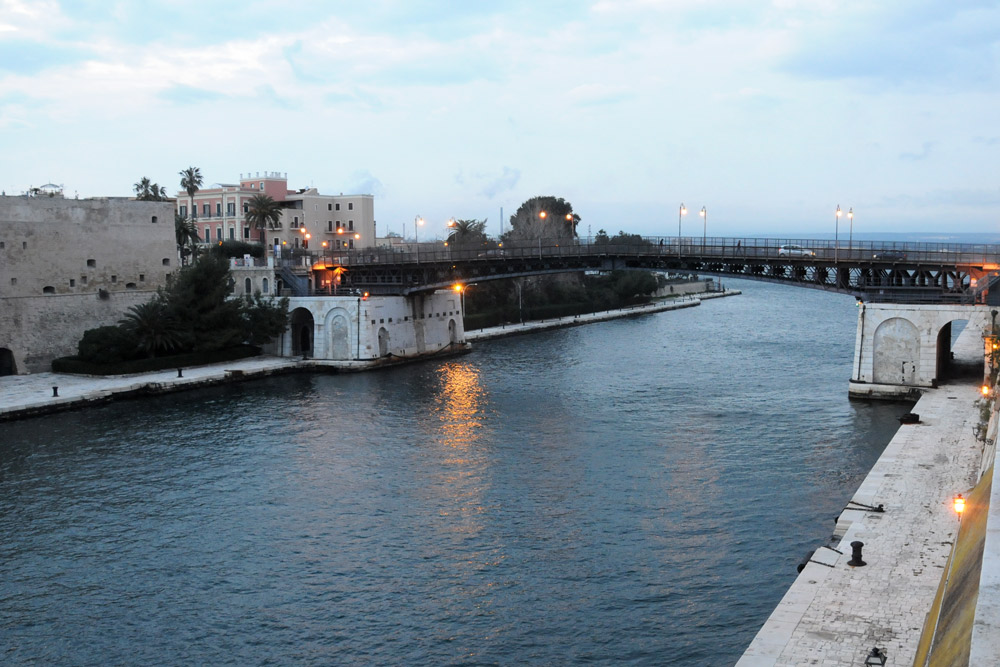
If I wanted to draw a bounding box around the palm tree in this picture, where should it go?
[447,218,488,249]
[175,213,201,264]
[245,193,284,244]
[179,166,203,219]
[119,300,183,358]
[134,177,153,200]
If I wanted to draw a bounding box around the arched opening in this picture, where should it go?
[378,327,390,357]
[448,318,459,344]
[872,317,919,385]
[262,277,269,294]
[289,307,314,357]
[0,348,16,376]
[936,318,975,383]
[244,277,252,294]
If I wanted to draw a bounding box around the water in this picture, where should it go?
[0,280,909,665]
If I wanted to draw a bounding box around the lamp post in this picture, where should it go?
[678,203,687,256]
[414,215,424,262]
[700,206,707,252]
[848,207,854,253]
[835,205,842,262]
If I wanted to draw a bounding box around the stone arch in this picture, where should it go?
[872,317,920,385]
[290,307,314,357]
[326,308,352,360]
[0,348,16,376]
[936,317,973,382]
[244,277,252,294]
[377,327,390,357]
[448,318,458,344]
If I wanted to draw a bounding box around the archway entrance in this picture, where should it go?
[0,348,15,376]
[378,327,389,357]
[290,308,315,357]
[872,317,919,385]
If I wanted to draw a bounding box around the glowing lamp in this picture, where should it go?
[362,292,369,301]
[982,384,991,397]
[337,228,344,234]
[954,494,966,515]
[453,284,463,292]
[539,211,547,219]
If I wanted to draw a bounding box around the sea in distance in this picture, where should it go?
[0,278,914,665]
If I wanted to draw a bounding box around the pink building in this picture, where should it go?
[175,172,376,252]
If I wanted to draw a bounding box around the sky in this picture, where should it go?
[1,0,999,239]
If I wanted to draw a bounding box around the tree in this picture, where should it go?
[240,291,290,346]
[446,218,489,249]
[119,299,183,358]
[504,196,579,242]
[175,213,200,264]
[134,177,169,201]
[163,254,244,352]
[245,193,283,244]
[179,166,203,218]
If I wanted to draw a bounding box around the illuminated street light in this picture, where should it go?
[848,207,854,252]
[700,206,707,251]
[835,205,842,262]
[954,493,966,516]
[415,215,425,261]
[678,203,687,256]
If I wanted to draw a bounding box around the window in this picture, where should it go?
[0,242,4,249]
[139,274,145,282]
[348,202,353,210]
[245,278,252,294]
[70,278,75,287]
[81,276,87,285]
[328,203,332,211]
[243,203,248,213]
[162,258,171,266]
[262,278,269,294]
[204,229,211,243]
[259,182,264,190]
[349,239,354,249]
[203,203,210,217]
[151,216,158,223]
[349,220,354,230]
[87,259,96,267]
[328,221,332,232]
[243,227,250,239]
[228,202,235,216]
[111,275,117,283]
[335,203,341,211]
[179,205,187,217]
[216,203,221,216]
[293,216,299,225]
[126,283,137,289]
[216,227,223,241]
[229,227,235,240]
[43,286,54,294]
[10,277,16,286]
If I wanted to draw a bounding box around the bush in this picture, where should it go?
[77,325,140,363]
[52,345,261,375]
[209,240,265,259]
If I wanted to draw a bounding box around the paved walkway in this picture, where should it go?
[1,292,739,421]
[738,309,991,666]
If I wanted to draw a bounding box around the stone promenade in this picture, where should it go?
[738,311,994,666]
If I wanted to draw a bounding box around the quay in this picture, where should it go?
[739,308,1000,666]
[0,291,738,422]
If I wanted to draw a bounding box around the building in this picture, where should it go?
[0,194,176,374]
[176,172,376,254]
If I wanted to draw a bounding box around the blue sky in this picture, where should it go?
[1,0,998,238]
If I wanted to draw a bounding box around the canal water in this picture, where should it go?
[0,280,908,665]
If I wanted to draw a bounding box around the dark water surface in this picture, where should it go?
[0,280,908,665]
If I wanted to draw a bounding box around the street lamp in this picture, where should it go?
[848,207,854,252]
[678,203,687,255]
[415,215,424,261]
[700,206,707,251]
[835,205,842,262]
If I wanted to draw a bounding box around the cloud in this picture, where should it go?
[345,170,385,197]
[0,39,93,74]
[479,167,521,199]
[899,142,934,161]
[157,84,226,105]
[567,84,634,107]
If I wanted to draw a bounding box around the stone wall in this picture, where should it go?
[0,196,175,373]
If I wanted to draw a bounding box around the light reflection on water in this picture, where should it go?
[0,279,914,665]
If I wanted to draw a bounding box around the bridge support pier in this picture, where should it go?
[848,302,991,400]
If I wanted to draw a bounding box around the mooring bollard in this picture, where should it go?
[177,368,183,378]
[848,540,867,567]
[52,386,58,397]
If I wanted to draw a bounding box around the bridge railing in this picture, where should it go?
[288,236,1000,267]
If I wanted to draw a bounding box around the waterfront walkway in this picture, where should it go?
[738,308,996,666]
[0,292,738,421]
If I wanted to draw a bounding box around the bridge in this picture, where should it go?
[271,235,1000,401]
[286,236,1000,305]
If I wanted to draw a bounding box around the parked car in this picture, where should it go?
[873,250,907,261]
[777,244,816,257]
